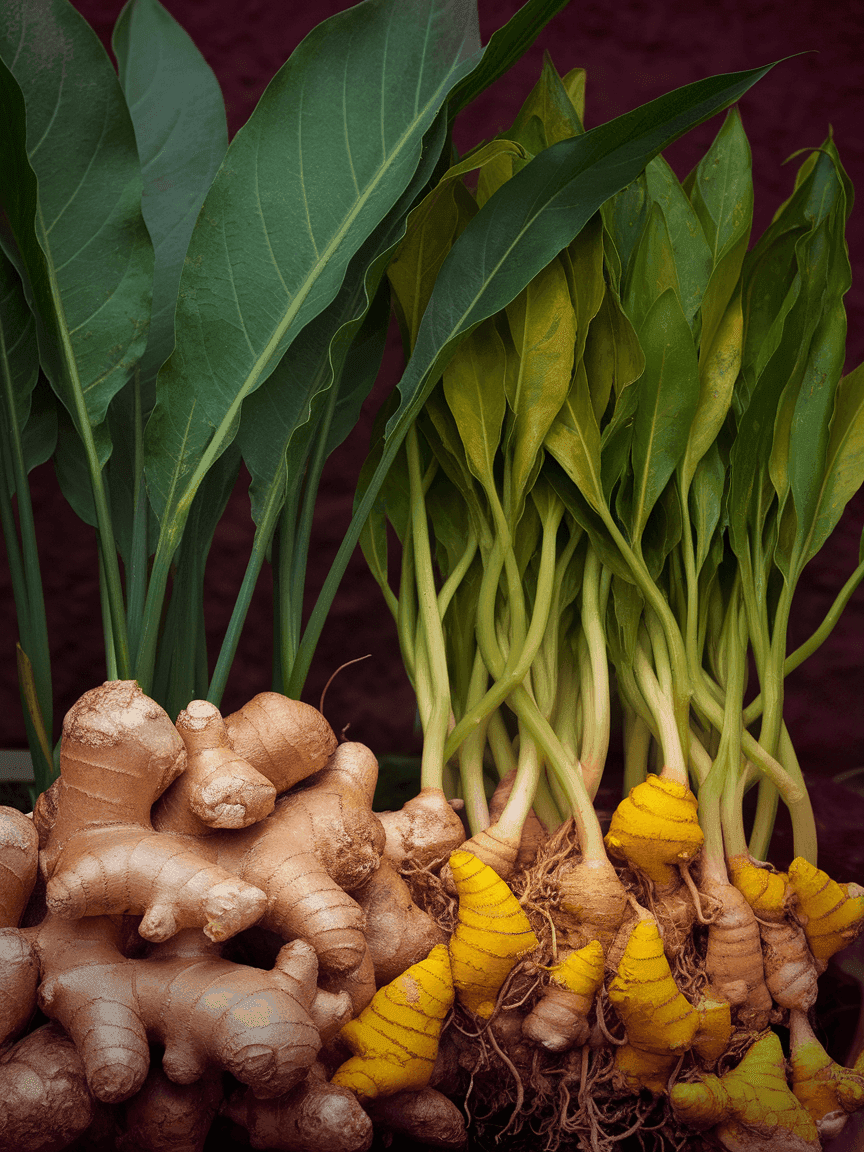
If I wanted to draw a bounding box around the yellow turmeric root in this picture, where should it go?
[670,1030,821,1151]
[331,943,454,1101]
[785,857,864,971]
[607,916,700,1094]
[448,850,539,1018]
[605,774,704,889]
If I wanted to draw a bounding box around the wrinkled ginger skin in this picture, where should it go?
[376,786,466,869]
[0,805,39,926]
[223,1063,374,1152]
[41,681,267,943]
[351,857,448,986]
[700,875,772,1029]
[28,912,345,1104]
[555,855,628,953]
[0,1022,94,1152]
[0,927,39,1045]
[117,1065,222,1152]
[213,742,386,974]
[368,1086,468,1149]
[153,699,277,834]
[224,692,338,794]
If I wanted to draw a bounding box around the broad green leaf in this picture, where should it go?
[560,211,605,369]
[641,478,683,581]
[798,362,864,566]
[679,287,742,499]
[239,111,448,530]
[389,139,525,350]
[475,141,530,208]
[685,107,753,357]
[112,0,228,399]
[0,244,41,483]
[545,359,605,513]
[601,172,649,291]
[143,0,483,535]
[689,440,726,573]
[561,67,587,128]
[0,0,154,457]
[504,256,576,519]
[446,0,571,128]
[644,154,712,330]
[629,288,700,542]
[585,284,644,431]
[419,386,489,547]
[442,318,509,492]
[510,51,583,152]
[296,59,786,690]
[623,201,681,334]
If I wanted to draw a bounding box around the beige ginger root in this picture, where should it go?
[729,856,818,1012]
[158,699,278,832]
[38,681,267,943]
[224,692,339,792]
[351,857,448,985]
[117,1066,222,1152]
[28,912,351,1104]
[153,739,386,977]
[522,939,605,1051]
[376,786,466,869]
[0,1022,94,1152]
[222,1063,374,1152]
[0,806,40,1046]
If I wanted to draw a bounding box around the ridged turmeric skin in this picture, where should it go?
[604,775,704,889]
[447,850,538,1018]
[331,943,454,1101]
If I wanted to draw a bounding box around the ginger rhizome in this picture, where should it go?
[37,681,268,943]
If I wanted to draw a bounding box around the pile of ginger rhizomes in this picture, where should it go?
[0,680,468,1152]
[3,679,864,1152]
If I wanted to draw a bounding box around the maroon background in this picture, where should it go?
[2,0,863,788]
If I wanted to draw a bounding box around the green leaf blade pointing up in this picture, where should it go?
[143,0,483,531]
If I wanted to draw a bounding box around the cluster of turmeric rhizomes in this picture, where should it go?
[422,770,864,1152]
[0,679,469,1152]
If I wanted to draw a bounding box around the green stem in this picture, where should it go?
[742,555,864,725]
[495,726,541,842]
[278,475,303,687]
[406,425,451,791]
[209,461,286,707]
[579,543,611,797]
[98,540,118,681]
[444,500,563,761]
[459,648,492,836]
[623,703,652,795]
[632,626,687,785]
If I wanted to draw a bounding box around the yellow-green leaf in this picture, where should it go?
[504,257,576,519]
[442,318,509,493]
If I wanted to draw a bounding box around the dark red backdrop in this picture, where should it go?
[2,0,863,789]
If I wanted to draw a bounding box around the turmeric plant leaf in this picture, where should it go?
[629,288,700,544]
[686,107,753,359]
[623,202,681,335]
[442,319,510,494]
[504,257,576,520]
[296,58,785,692]
[143,0,482,531]
[644,154,712,331]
